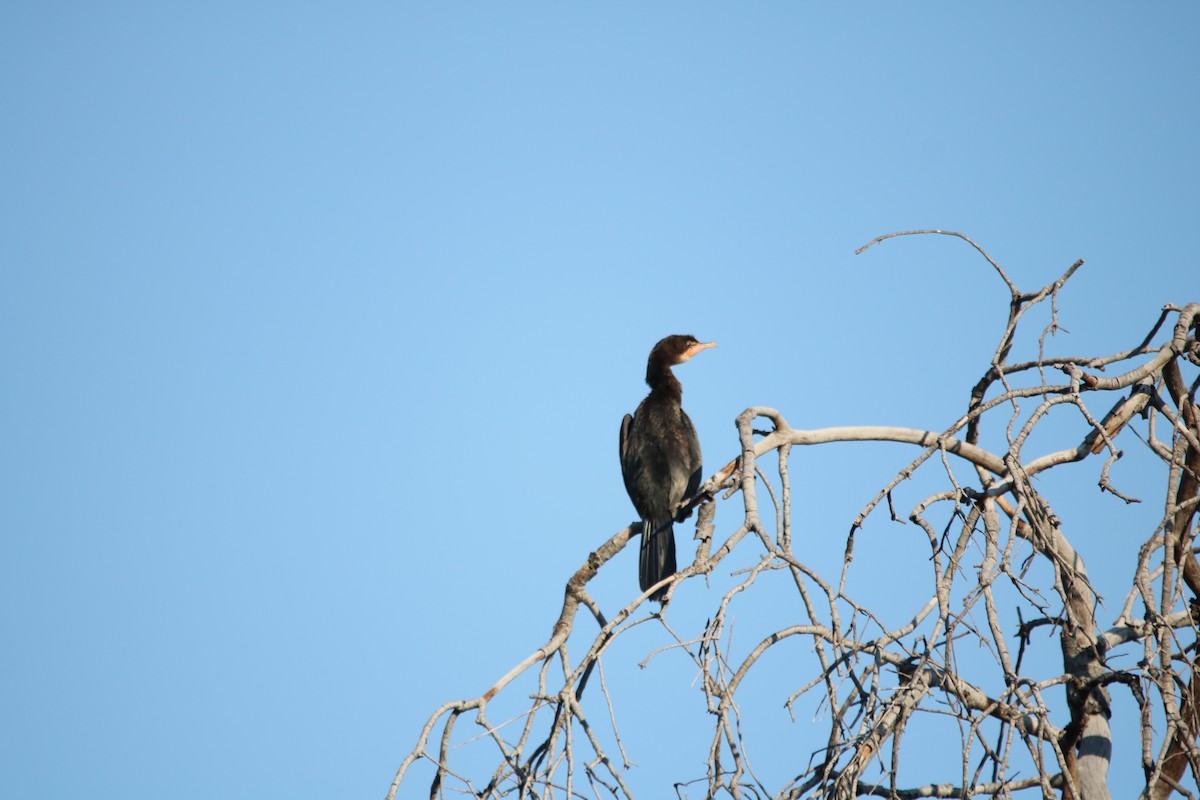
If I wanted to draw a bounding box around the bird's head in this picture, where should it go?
[652,334,718,366]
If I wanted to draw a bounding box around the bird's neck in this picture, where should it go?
[646,366,682,400]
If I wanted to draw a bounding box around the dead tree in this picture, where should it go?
[387,231,1200,800]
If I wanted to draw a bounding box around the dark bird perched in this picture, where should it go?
[619,335,717,602]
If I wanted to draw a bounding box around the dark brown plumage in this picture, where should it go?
[619,334,716,602]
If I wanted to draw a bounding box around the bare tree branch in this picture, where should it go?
[388,233,1200,800]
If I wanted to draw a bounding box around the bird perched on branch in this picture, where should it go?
[619,335,716,602]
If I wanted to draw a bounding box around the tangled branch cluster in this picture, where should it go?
[388,232,1200,800]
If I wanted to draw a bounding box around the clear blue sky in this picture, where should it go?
[2,4,1196,798]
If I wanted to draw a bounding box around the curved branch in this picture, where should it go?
[752,422,1007,475]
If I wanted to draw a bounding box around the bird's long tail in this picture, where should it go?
[639,519,677,602]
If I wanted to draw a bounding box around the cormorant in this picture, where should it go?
[619,334,716,602]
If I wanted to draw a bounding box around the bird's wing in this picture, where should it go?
[681,410,704,511]
[619,413,633,465]
[619,413,641,504]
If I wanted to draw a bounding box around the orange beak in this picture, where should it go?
[681,341,717,362]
